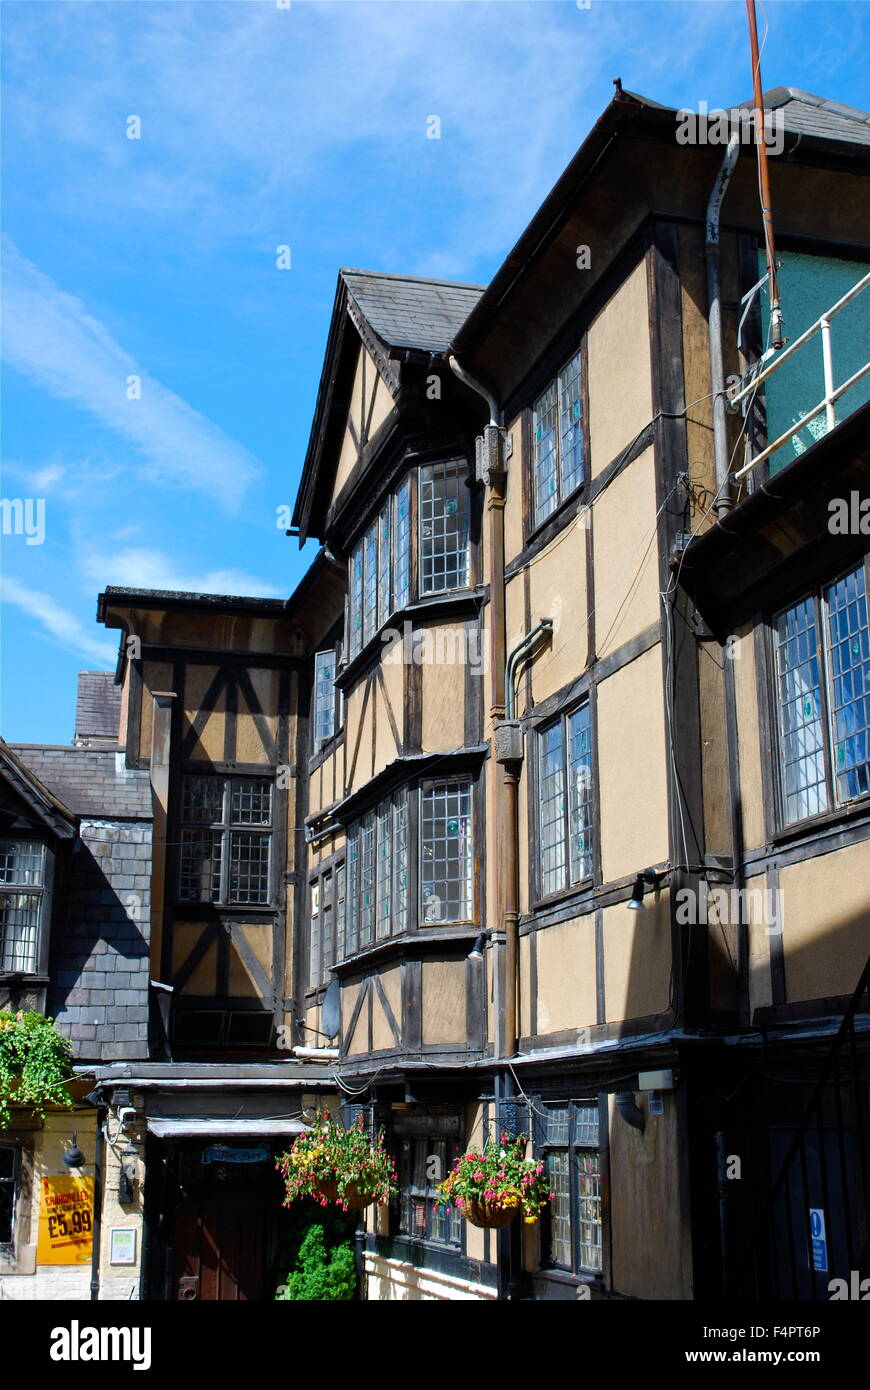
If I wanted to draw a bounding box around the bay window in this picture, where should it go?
[342,774,474,958]
[346,462,470,660]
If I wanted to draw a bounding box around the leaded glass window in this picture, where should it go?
[537,702,594,899]
[179,776,272,905]
[532,348,586,528]
[314,648,339,749]
[541,1099,602,1275]
[0,840,45,973]
[773,563,870,824]
[419,460,470,595]
[420,779,472,924]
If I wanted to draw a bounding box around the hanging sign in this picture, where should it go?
[37,1175,95,1265]
[201,1144,269,1166]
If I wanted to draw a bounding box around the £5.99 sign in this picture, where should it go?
[37,1175,95,1265]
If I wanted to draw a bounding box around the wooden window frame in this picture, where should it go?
[178,774,274,908]
[395,1132,464,1251]
[0,1143,19,1251]
[533,700,595,907]
[767,555,870,832]
[537,1098,604,1278]
[0,840,48,976]
[524,338,590,543]
[313,644,343,753]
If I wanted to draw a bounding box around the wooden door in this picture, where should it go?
[171,1191,272,1301]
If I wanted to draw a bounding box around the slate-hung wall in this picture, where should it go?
[10,747,153,1062]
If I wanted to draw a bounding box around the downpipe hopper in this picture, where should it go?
[494,720,525,765]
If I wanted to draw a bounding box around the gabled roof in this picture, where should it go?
[735,87,870,147]
[292,268,485,540]
[0,739,78,838]
[450,83,870,365]
[341,269,484,356]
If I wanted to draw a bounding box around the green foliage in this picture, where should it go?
[0,1011,74,1129]
[273,1198,358,1301]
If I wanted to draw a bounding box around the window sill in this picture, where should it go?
[0,971,49,985]
[771,793,870,847]
[332,927,481,975]
[309,729,345,773]
[173,901,276,916]
[524,484,586,550]
[523,877,594,921]
[336,588,487,690]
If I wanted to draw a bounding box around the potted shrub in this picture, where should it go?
[435,1132,552,1229]
[0,1010,74,1128]
[276,1111,397,1213]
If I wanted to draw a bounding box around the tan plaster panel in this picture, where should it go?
[527,521,590,705]
[139,661,172,759]
[227,943,259,998]
[587,259,653,478]
[421,632,466,752]
[344,981,368,1056]
[591,445,659,657]
[602,890,671,1022]
[371,967,401,1052]
[534,915,597,1036]
[780,842,870,1002]
[597,645,669,884]
[421,958,466,1045]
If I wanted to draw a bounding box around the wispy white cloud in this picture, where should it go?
[1,238,261,512]
[2,574,117,666]
[79,545,283,599]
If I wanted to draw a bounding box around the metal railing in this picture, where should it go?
[731,271,870,479]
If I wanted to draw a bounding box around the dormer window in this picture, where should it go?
[0,840,46,974]
[346,461,470,660]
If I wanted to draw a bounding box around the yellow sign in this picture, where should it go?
[37,1175,95,1265]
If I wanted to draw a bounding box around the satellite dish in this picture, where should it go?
[321,978,341,1042]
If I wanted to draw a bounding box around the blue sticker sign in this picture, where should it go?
[809,1207,828,1272]
[202,1144,269,1166]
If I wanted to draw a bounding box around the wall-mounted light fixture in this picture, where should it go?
[62,1131,85,1169]
[627,868,664,911]
[467,932,490,961]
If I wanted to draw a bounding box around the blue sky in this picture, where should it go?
[2,0,868,744]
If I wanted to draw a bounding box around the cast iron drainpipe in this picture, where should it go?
[89,1102,105,1300]
[705,129,741,518]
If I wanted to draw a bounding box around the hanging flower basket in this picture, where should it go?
[276,1111,397,1214]
[436,1133,552,1228]
[316,1179,375,1211]
[464,1198,518,1230]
